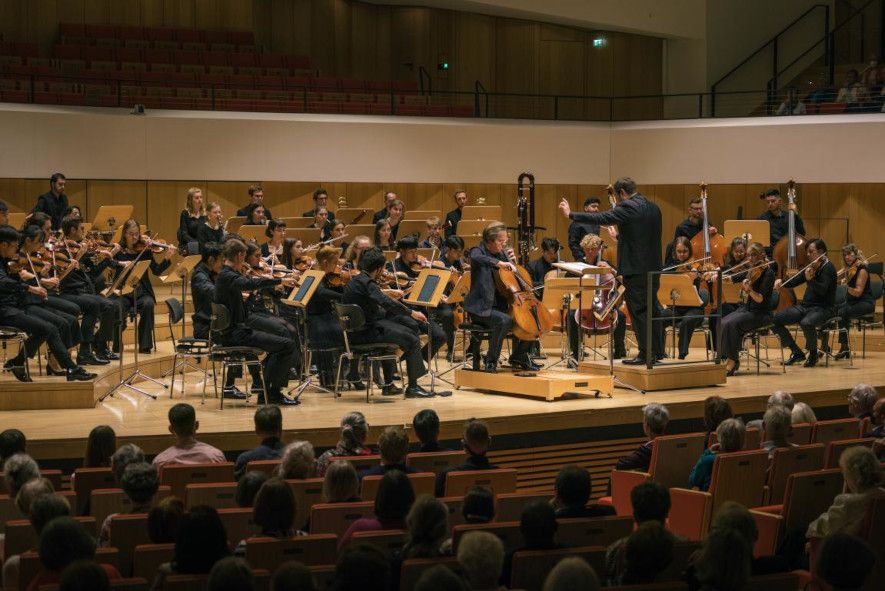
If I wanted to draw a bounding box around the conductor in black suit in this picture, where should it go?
[559,177,664,365]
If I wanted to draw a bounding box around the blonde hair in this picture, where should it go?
[457,531,505,590]
[277,441,315,480]
[186,187,205,216]
[482,222,507,243]
[344,235,370,263]
[839,446,881,492]
[425,216,440,229]
[316,245,342,265]
[580,233,603,251]
[715,418,746,453]
[322,460,359,503]
[791,402,817,424]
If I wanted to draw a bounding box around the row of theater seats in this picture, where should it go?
[50,45,313,72]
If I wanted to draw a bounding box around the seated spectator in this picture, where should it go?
[760,405,797,459]
[0,429,26,464]
[208,556,253,591]
[83,425,116,469]
[154,505,231,587]
[708,501,789,576]
[835,69,870,107]
[271,560,316,591]
[412,409,450,453]
[605,481,672,584]
[775,88,807,115]
[14,476,54,516]
[461,486,495,524]
[152,404,225,467]
[848,383,879,421]
[791,401,817,424]
[322,461,360,503]
[391,496,452,589]
[553,465,615,518]
[543,556,600,591]
[236,471,268,507]
[615,403,669,472]
[434,419,498,497]
[457,531,505,591]
[864,398,884,438]
[110,443,145,485]
[806,72,837,104]
[747,390,794,431]
[339,470,415,548]
[98,462,159,546]
[235,477,304,555]
[502,500,560,587]
[147,496,185,544]
[316,412,372,477]
[415,564,469,591]
[334,544,390,591]
[27,517,122,591]
[235,406,285,480]
[3,483,67,590]
[807,446,883,539]
[58,560,110,591]
[689,418,746,491]
[860,53,883,91]
[3,454,40,497]
[702,396,734,446]
[692,527,751,591]
[619,522,674,586]
[816,533,876,591]
[277,441,315,480]
[361,426,417,479]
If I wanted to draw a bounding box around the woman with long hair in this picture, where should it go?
[177,187,205,253]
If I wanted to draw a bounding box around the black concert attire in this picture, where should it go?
[566,264,627,360]
[215,265,297,399]
[237,205,273,220]
[526,255,555,299]
[758,209,806,256]
[111,249,171,353]
[305,277,347,388]
[33,191,69,230]
[665,218,703,266]
[302,208,336,221]
[568,219,599,261]
[718,267,775,362]
[372,208,387,223]
[391,258,447,359]
[58,249,119,358]
[177,211,205,253]
[19,250,82,352]
[834,266,875,348]
[419,237,443,252]
[309,222,331,242]
[342,271,426,387]
[196,223,224,252]
[772,260,837,356]
[444,208,462,238]
[463,242,533,368]
[568,194,665,362]
[260,242,283,260]
[389,221,401,242]
[659,267,708,359]
[707,257,746,354]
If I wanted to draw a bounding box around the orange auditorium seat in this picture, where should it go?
[811,418,860,445]
[495,491,553,522]
[405,451,465,475]
[647,433,706,489]
[451,521,522,553]
[335,455,382,471]
[788,422,813,445]
[132,543,174,581]
[73,467,117,515]
[510,546,606,591]
[444,468,518,497]
[598,470,651,516]
[184,482,239,509]
[5,516,96,559]
[753,469,844,534]
[217,507,260,548]
[109,513,150,577]
[159,462,234,499]
[19,547,118,591]
[90,486,172,528]
[350,529,407,557]
[399,557,458,591]
[286,478,325,530]
[556,516,635,548]
[309,501,375,538]
[360,473,434,502]
[766,444,825,504]
[824,438,874,469]
[244,534,337,569]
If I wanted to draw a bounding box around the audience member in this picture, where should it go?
[692,527,751,591]
[0,429,26,464]
[58,561,110,591]
[28,517,122,591]
[277,441,315,480]
[3,454,40,497]
[412,410,450,452]
[435,419,498,496]
[791,401,817,424]
[316,412,372,477]
[806,72,836,104]
[3,482,65,590]
[110,444,145,485]
[271,561,316,591]
[207,556,254,591]
[807,446,883,539]
[236,471,269,507]
[235,406,285,480]
[458,531,505,591]
[760,405,797,459]
[415,564,469,591]
[775,88,807,115]
[702,396,734,445]
[338,470,415,548]
[816,533,876,591]
[152,404,225,467]
[543,556,600,591]
[236,477,302,555]
[99,462,159,546]
[322,461,360,503]
[615,403,669,472]
[361,426,416,478]
[835,69,870,107]
[860,54,883,90]
[400,495,451,560]
[83,425,116,468]
[747,390,794,431]
[689,418,745,491]
[848,383,879,420]
[333,544,390,591]
[502,501,560,586]
[147,496,185,544]
[14,476,54,515]
[461,486,495,524]
[708,502,789,576]
[154,505,230,587]
[620,522,674,586]
[605,481,672,584]
[864,398,884,438]
[553,465,615,518]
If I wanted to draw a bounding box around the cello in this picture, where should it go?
[495,243,555,341]
[772,179,808,311]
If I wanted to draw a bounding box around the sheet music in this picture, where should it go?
[552,262,602,276]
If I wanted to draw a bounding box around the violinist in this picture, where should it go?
[242,202,267,226]
[342,235,371,271]
[830,244,875,360]
[772,238,836,367]
[111,219,173,354]
[244,242,300,351]
[419,216,443,251]
[660,237,709,360]
[197,202,225,251]
[718,242,775,376]
[176,187,205,254]
[706,237,748,355]
[236,184,273,220]
[568,197,601,261]
[439,235,466,272]
[464,222,538,373]
[261,219,287,259]
[329,221,348,252]
[309,207,332,242]
[758,188,805,257]
[374,219,395,252]
[526,238,560,299]
[303,188,337,221]
[0,225,95,382]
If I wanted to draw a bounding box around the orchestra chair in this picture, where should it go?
[73,467,117,515]
[361,472,434,501]
[743,573,801,591]
[765,444,825,505]
[811,418,861,446]
[108,513,150,577]
[335,455,382,471]
[132,543,174,581]
[495,491,553,522]
[4,516,96,559]
[309,501,375,538]
[286,478,325,531]
[510,546,607,591]
[753,469,844,536]
[647,432,707,489]
[787,422,813,445]
[854,263,883,359]
[349,529,407,557]
[164,297,210,399]
[159,462,234,499]
[90,486,171,529]
[740,291,784,374]
[399,557,459,591]
[451,521,522,553]
[597,470,650,516]
[556,516,634,548]
[19,547,118,591]
[0,327,30,382]
[184,482,239,509]
[439,496,466,527]
[216,507,260,548]
[244,534,338,569]
[824,438,874,469]
[157,570,269,591]
[605,583,688,591]
[332,302,404,403]
[818,285,852,366]
[405,451,465,475]
[205,303,268,408]
[443,468,518,497]
[244,459,281,476]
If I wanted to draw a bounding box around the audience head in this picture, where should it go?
[111,443,145,485]
[767,390,795,411]
[207,556,253,591]
[253,477,296,535]
[520,500,558,546]
[848,384,879,418]
[375,470,415,522]
[333,543,390,591]
[415,564,468,591]
[254,406,283,438]
[405,495,449,555]
[278,441,315,479]
[554,465,592,510]
[703,396,733,432]
[461,486,495,523]
[462,418,491,456]
[839,446,881,493]
[84,425,116,468]
[791,401,818,424]
[236,471,268,507]
[58,560,109,591]
[543,556,600,591]
[0,428,26,463]
[817,533,876,591]
[622,521,674,585]
[271,561,315,591]
[630,481,671,524]
[30,494,71,535]
[693,527,751,591]
[147,496,185,544]
[763,405,792,443]
[378,426,409,466]
[122,462,159,505]
[642,403,669,437]
[15,476,54,515]
[38,517,96,573]
[711,501,758,544]
[168,403,199,439]
[873,398,885,427]
[173,505,230,574]
[715,418,746,453]
[3,453,40,497]
[412,409,441,447]
[322,461,359,503]
[457,531,504,591]
[339,412,369,448]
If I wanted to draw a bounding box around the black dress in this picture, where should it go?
[306,278,345,386]
[111,249,171,352]
[177,211,205,253]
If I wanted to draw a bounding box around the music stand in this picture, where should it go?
[462,205,502,221]
[541,277,581,369]
[224,216,246,234]
[279,217,315,229]
[658,274,704,360]
[91,205,134,234]
[723,220,770,247]
[457,220,492,236]
[236,225,271,244]
[438,271,470,376]
[159,254,202,379]
[394,220,427,241]
[403,210,441,221]
[281,270,335,398]
[403,267,453,394]
[286,227,322,245]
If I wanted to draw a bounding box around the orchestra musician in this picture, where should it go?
[830,244,875,360]
[242,202,267,226]
[707,237,748,355]
[302,188,337,222]
[526,238,559,298]
[444,190,468,238]
[567,197,601,261]
[32,172,69,231]
[559,176,665,365]
[758,188,805,257]
[281,238,306,270]
[261,219,287,259]
[463,222,538,373]
[373,191,398,223]
[385,199,405,242]
[666,197,718,266]
[329,221,348,252]
[342,247,434,398]
[374,219,395,251]
[439,235,466,272]
[309,207,331,242]
[342,235,371,271]
[0,200,8,226]
[660,237,709,360]
[718,242,775,376]
[176,187,205,254]
[197,202,225,252]
[419,216,444,251]
[772,238,836,367]
[244,242,300,348]
[237,184,273,220]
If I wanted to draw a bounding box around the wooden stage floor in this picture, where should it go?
[7,342,884,462]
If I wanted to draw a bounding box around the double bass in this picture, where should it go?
[772,179,808,311]
[691,183,727,314]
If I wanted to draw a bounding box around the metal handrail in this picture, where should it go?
[474,79,487,117]
[418,65,432,96]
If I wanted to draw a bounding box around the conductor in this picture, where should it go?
[559,177,664,365]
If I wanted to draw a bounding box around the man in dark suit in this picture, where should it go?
[559,177,664,365]
[444,189,468,238]
[758,188,805,257]
[236,184,273,220]
[302,187,337,222]
[372,191,398,223]
[33,172,69,231]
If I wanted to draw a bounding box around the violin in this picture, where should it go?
[838,253,876,285]
[409,255,432,272]
[130,235,177,254]
[326,265,357,288]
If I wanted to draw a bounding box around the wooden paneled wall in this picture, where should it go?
[1,179,881,263]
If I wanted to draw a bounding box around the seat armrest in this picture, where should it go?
[668,488,712,541]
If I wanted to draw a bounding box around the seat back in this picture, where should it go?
[399,557,459,591]
[782,469,844,531]
[216,507,260,548]
[184,482,239,509]
[824,438,874,469]
[743,573,800,591]
[451,521,522,553]
[668,489,713,541]
[210,302,231,334]
[767,444,825,504]
[510,546,607,591]
[73,467,117,515]
[659,540,703,581]
[132,543,174,581]
[556,516,635,548]
[405,451,466,474]
[244,534,338,569]
[90,486,172,528]
[350,529,407,557]
[788,422,813,445]
[861,492,885,591]
[337,455,382,470]
[708,427,761,450]
[310,565,336,591]
[20,547,118,591]
[309,501,375,538]
[648,433,706,489]
[244,459,281,476]
[495,491,552,522]
[0,470,62,495]
[5,516,96,558]
[439,496,466,527]
[159,462,235,499]
[709,449,770,511]
[165,297,184,325]
[444,468,518,497]
[606,583,688,591]
[286,478,325,530]
[607,470,651,517]
[361,473,434,502]
[109,513,150,577]
[333,302,366,333]
[811,418,861,445]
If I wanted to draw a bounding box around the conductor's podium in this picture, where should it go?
[454,368,613,401]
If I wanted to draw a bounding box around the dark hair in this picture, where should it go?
[0,200,7,213]
[272,560,316,591]
[583,197,600,207]
[313,188,328,200]
[236,471,268,508]
[374,220,391,246]
[412,409,440,445]
[374,470,415,521]
[622,521,674,585]
[19,223,44,247]
[122,462,159,505]
[248,184,263,197]
[764,188,780,198]
[555,465,591,508]
[84,425,116,468]
[168,403,197,437]
[723,237,748,268]
[415,564,467,591]
[462,486,495,523]
[246,241,261,258]
[519,500,558,544]
[30,494,71,535]
[147,496,185,544]
[444,235,464,251]
[38,517,95,572]
[703,396,734,432]
[463,419,489,446]
[0,225,18,245]
[24,212,50,231]
[207,556,253,591]
[397,236,419,251]
[266,218,287,238]
[630,482,671,523]
[61,215,83,237]
[334,544,390,591]
[672,236,693,258]
[255,405,283,434]
[224,238,247,260]
[0,429,26,462]
[59,560,109,591]
[541,238,560,252]
[359,247,387,274]
[173,505,230,574]
[688,197,703,206]
[244,202,265,223]
[612,177,637,196]
[201,242,223,263]
[693,527,751,591]
[817,533,876,591]
[807,238,827,254]
[253,477,296,535]
[50,172,66,185]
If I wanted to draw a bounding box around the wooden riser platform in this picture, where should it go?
[578,359,727,392]
[454,368,613,401]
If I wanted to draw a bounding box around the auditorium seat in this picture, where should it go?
[788,422,813,445]
[360,473,434,501]
[184,482,239,509]
[4,515,96,559]
[0,469,62,494]
[444,468,518,497]
[743,573,801,591]
[753,469,843,534]
[750,509,783,557]
[765,444,825,504]
[335,455,382,471]
[132,543,174,581]
[604,583,687,591]
[109,513,150,577]
[309,501,375,538]
[598,470,651,516]
[405,451,465,475]
[648,433,707,489]
[244,459,281,476]
[287,478,325,530]
[217,507,260,548]
[811,418,860,445]
[159,462,234,499]
[75,469,119,517]
[708,427,762,450]
[439,496,466,527]
[350,529,407,556]
[510,546,607,591]
[451,521,522,553]
[20,547,118,591]
[494,491,553,522]
[823,438,874,469]
[243,534,337,569]
[556,516,634,548]
[398,557,458,591]
[158,570,269,591]
[90,486,172,528]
